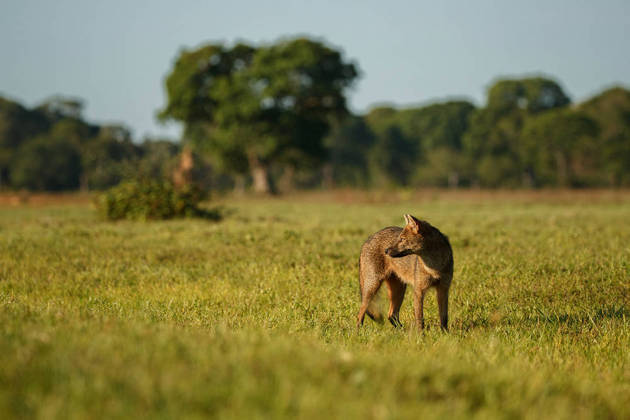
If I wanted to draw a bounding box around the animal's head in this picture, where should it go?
[385,214,427,258]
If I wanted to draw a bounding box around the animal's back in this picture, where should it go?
[360,226,401,260]
[359,227,418,285]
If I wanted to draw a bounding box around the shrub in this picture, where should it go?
[97,181,212,221]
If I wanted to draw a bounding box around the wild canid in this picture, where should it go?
[357,214,453,331]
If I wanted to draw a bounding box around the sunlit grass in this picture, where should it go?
[0,192,629,418]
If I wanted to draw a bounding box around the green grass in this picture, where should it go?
[1,193,629,419]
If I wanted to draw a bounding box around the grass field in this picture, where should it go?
[1,191,629,419]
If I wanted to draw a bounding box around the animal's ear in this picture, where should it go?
[404,214,421,233]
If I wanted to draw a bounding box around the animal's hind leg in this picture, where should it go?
[385,276,406,327]
[437,284,449,331]
[357,268,385,328]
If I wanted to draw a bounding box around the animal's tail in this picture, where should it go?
[366,300,384,323]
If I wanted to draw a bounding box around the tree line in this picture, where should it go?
[349,81,630,189]
[1,36,629,192]
[0,96,192,191]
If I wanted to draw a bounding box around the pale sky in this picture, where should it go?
[1,0,629,140]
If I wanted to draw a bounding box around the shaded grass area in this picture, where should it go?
[0,194,629,418]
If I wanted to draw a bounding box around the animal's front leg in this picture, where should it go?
[413,287,426,331]
[437,285,449,331]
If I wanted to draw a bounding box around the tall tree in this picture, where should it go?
[0,97,50,187]
[159,37,358,193]
[398,101,475,186]
[486,78,570,114]
[521,110,599,186]
[368,125,417,186]
[81,125,139,190]
[463,76,571,186]
[363,101,475,186]
[579,87,630,186]
[363,107,417,186]
[10,136,82,191]
[324,116,375,187]
[396,101,475,152]
[36,96,85,121]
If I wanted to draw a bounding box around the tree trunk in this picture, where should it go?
[173,147,194,189]
[233,174,246,195]
[248,153,271,194]
[277,165,295,193]
[555,151,569,187]
[522,168,535,188]
[448,171,459,188]
[322,163,334,189]
[80,173,89,192]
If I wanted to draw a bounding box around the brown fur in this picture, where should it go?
[357,214,453,331]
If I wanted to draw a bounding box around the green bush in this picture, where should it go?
[97,181,211,221]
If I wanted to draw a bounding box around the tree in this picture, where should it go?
[10,136,82,191]
[521,110,599,186]
[135,138,181,182]
[463,107,528,186]
[579,87,630,186]
[368,125,417,186]
[324,116,375,187]
[364,107,417,186]
[81,125,139,190]
[463,76,571,186]
[363,101,475,187]
[363,106,398,135]
[159,37,359,193]
[36,96,85,121]
[414,147,473,187]
[0,97,50,188]
[396,101,475,152]
[398,101,475,186]
[486,77,570,114]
